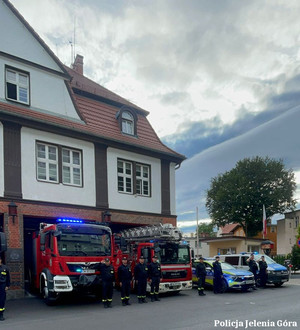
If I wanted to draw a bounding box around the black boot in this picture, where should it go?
[151,295,155,302]
[142,298,148,303]
[154,294,160,301]
[199,290,206,296]
[0,312,4,321]
[138,298,143,304]
[103,301,108,308]
[107,301,112,308]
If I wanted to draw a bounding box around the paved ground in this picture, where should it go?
[2,275,300,330]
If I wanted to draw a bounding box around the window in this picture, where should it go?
[122,111,134,135]
[117,159,151,196]
[118,160,133,193]
[116,107,137,136]
[62,148,82,186]
[37,143,58,182]
[218,247,236,255]
[224,256,239,266]
[36,142,82,186]
[248,245,259,253]
[6,67,29,104]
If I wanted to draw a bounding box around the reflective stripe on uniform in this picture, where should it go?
[0,308,5,311]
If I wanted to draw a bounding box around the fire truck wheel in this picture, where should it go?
[41,281,58,305]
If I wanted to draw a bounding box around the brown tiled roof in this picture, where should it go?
[65,66,148,115]
[220,223,241,234]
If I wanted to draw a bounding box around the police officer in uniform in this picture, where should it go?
[246,253,258,289]
[258,255,268,288]
[96,258,115,308]
[118,257,132,306]
[134,256,148,303]
[148,255,162,302]
[212,256,223,294]
[0,256,10,321]
[195,257,206,296]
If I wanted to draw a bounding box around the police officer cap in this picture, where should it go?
[104,257,110,262]
[215,255,220,259]
[139,256,144,259]
[153,255,158,259]
[122,256,128,260]
[199,256,204,260]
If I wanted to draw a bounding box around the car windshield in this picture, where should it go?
[220,262,236,270]
[56,224,111,257]
[159,244,190,265]
[254,254,276,265]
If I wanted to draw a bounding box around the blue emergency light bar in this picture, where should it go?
[57,218,83,224]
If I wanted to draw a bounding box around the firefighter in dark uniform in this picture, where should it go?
[258,255,268,288]
[195,257,206,296]
[118,256,132,306]
[212,256,223,294]
[134,256,148,304]
[0,256,10,321]
[95,258,115,308]
[148,255,162,302]
[246,253,258,289]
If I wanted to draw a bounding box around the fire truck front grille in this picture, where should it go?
[162,270,187,279]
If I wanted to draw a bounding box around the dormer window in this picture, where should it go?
[122,111,134,135]
[117,107,138,136]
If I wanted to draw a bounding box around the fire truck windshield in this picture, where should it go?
[56,224,111,257]
[159,244,190,265]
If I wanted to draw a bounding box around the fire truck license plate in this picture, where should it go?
[82,269,94,274]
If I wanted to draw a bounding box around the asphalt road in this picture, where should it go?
[2,276,300,330]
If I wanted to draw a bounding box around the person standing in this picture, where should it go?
[212,256,223,294]
[195,257,206,296]
[148,255,162,302]
[134,256,148,303]
[95,258,115,308]
[0,256,10,321]
[118,257,132,306]
[258,255,268,288]
[246,254,258,289]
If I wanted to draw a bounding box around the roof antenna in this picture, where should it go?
[69,40,73,65]
[73,16,76,63]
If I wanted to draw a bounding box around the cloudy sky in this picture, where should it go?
[10,0,300,232]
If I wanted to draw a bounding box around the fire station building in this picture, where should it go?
[0,0,185,299]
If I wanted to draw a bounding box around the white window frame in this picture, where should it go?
[62,148,82,186]
[136,163,150,196]
[36,143,59,183]
[121,111,134,135]
[117,160,133,194]
[6,67,30,105]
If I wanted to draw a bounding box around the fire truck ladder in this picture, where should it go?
[120,224,182,242]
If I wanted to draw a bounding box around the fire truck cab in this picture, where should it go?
[32,219,113,304]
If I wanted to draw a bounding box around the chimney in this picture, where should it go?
[72,54,84,75]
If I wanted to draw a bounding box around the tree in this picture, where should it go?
[196,222,216,237]
[206,156,296,237]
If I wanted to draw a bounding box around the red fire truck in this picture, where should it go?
[30,219,113,305]
[118,224,193,293]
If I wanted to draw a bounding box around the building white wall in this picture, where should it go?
[170,162,176,215]
[0,1,62,71]
[0,57,81,121]
[21,127,96,206]
[107,147,162,213]
[277,216,299,255]
[0,122,3,197]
